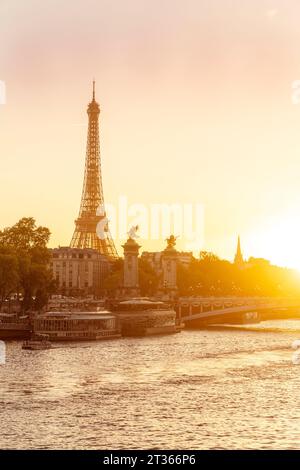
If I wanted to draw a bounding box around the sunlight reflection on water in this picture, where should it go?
[1,321,300,449]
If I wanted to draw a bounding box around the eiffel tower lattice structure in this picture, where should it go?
[70,82,118,258]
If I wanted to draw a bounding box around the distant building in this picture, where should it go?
[177,252,194,267]
[141,250,193,273]
[142,246,192,298]
[49,247,111,297]
[141,251,162,274]
[234,236,245,269]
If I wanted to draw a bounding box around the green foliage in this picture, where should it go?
[103,259,123,295]
[138,258,160,296]
[177,251,300,297]
[103,257,159,297]
[0,217,50,250]
[0,217,53,311]
[103,249,300,299]
[0,253,19,305]
[103,272,122,293]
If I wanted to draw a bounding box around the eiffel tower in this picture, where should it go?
[70,82,118,258]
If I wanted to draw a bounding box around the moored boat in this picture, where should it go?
[22,333,52,350]
[33,311,121,341]
[0,314,30,340]
[110,298,181,337]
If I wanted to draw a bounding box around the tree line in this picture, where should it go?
[177,251,300,297]
[1,218,300,309]
[104,251,300,298]
[0,217,55,311]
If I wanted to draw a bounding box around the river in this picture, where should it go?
[1,320,300,449]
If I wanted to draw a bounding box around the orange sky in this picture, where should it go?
[1,0,300,268]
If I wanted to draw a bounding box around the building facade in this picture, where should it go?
[141,250,193,275]
[141,240,192,299]
[49,247,111,297]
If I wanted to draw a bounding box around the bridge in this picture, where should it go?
[177,297,300,326]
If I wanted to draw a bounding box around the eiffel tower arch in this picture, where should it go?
[70,82,118,258]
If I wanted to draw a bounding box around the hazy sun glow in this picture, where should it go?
[245,210,300,271]
[1,0,300,268]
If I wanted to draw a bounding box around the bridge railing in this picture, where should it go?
[177,297,300,318]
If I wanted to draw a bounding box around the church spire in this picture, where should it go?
[234,235,244,268]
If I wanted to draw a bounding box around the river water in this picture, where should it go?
[1,320,300,449]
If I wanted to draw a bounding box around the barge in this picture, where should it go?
[22,333,52,350]
[110,298,182,337]
[33,311,121,341]
[0,314,30,340]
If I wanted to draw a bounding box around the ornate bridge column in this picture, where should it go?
[161,235,178,300]
[122,236,141,297]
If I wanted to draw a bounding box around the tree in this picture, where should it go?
[138,259,159,296]
[0,217,50,250]
[0,252,18,307]
[103,257,160,297]
[103,259,123,297]
[0,218,53,311]
[177,251,300,298]
[178,252,235,296]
